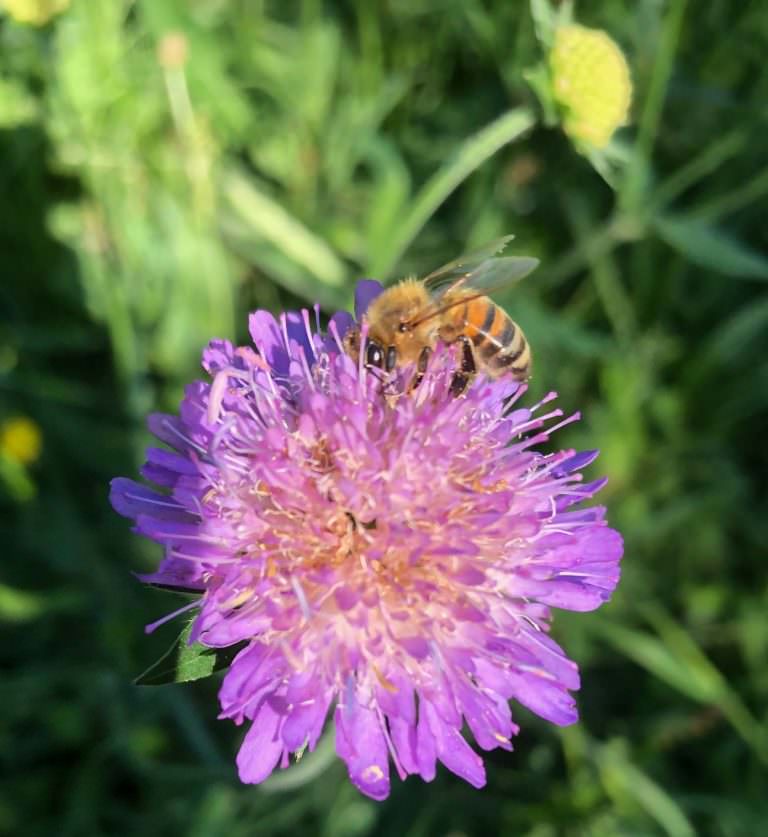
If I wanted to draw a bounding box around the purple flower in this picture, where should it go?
[110,281,623,800]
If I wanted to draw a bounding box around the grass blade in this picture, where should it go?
[221,167,347,287]
[653,213,768,280]
[371,106,536,278]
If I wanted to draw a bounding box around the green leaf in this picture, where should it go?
[522,63,558,126]
[0,583,46,622]
[134,618,247,686]
[0,583,82,623]
[592,619,711,702]
[620,0,689,212]
[653,213,768,280]
[596,740,696,837]
[590,610,768,764]
[0,454,36,503]
[221,167,347,287]
[261,732,338,793]
[651,131,746,209]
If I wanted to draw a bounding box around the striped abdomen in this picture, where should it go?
[442,294,531,381]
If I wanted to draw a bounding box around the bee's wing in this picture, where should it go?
[445,255,539,296]
[406,254,539,328]
[421,235,516,296]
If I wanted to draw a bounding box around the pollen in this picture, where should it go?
[362,765,385,782]
[372,663,399,693]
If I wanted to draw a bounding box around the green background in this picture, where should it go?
[2,1,767,835]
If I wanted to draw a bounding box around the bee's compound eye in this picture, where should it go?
[385,346,397,372]
[366,342,384,368]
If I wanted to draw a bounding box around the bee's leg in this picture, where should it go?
[450,337,476,397]
[409,346,432,392]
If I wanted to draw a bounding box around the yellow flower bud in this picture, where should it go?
[2,0,69,26]
[0,416,42,466]
[157,32,189,70]
[550,24,632,149]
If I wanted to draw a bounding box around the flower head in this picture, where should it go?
[1,415,42,465]
[3,0,69,27]
[111,281,623,800]
[550,24,632,149]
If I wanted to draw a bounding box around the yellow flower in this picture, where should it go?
[0,416,42,466]
[550,24,632,149]
[2,0,69,26]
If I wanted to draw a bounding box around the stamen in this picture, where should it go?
[207,369,232,425]
[160,417,207,455]
[327,319,346,355]
[291,575,313,621]
[210,414,237,451]
[123,490,187,511]
[168,548,240,565]
[530,390,559,412]
[546,412,581,435]
[144,599,200,634]
[297,341,316,390]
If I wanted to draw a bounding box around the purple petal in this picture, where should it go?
[423,700,486,788]
[520,577,615,611]
[388,716,419,775]
[329,311,355,342]
[415,699,437,781]
[507,670,579,726]
[218,644,285,721]
[146,413,194,453]
[335,696,391,800]
[401,636,430,660]
[196,608,271,647]
[109,478,194,522]
[521,527,623,611]
[517,628,581,690]
[454,678,514,751]
[134,559,204,590]
[237,700,284,783]
[282,691,332,751]
[375,674,416,725]
[141,447,200,487]
[334,585,359,611]
[554,449,600,476]
[421,678,462,728]
[555,478,610,511]
[202,339,235,374]
[249,310,289,375]
[354,279,385,320]
[283,310,316,364]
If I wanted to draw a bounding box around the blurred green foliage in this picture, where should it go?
[2,0,767,835]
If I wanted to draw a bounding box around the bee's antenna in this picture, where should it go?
[406,290,490,329]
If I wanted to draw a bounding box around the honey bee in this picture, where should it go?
[344,236,538,396]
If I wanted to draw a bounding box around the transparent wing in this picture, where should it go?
[444,255,539,296]
[405,254,539,329]
[422,235,516,295]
